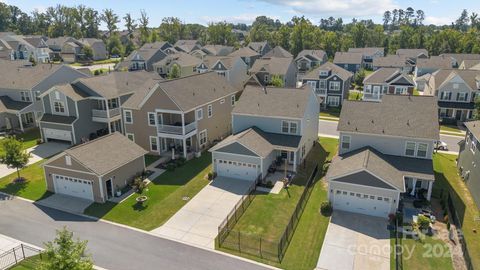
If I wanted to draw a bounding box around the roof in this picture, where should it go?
[264,46,293,58]
[465,120,480,140]
[295,49,327,62]
[201,55,240,69]
[338,95,439,140]
[57,132,147,176]
[77,38,104,47]
[248,41,269,52]
[228,47,260,58]
[154,52,202,67]
[440,53,480,65]
[202,45,234,56]
[0,61,63,90]
[232,85,313,119]
[396,49,429,58]
[333,52,363,64]
[428,69,480,91]
[0,96,31,113]
[327,147,434,191]
[174,40,200,52]
[249,57,293,75]
[348,47,384,56]
[460,59,480,69]
[364,68,414,85]
[303,62,353,81]
[40,113,77,124]
[47,83,90,101]
[416,56,452,69]
[373,55,412,68]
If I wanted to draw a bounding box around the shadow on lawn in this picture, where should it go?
[0,180,28,196]
[290,142,331,189]
[151,153,211,187]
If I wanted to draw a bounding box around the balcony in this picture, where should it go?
[363,93,381,101]
[92,108,121,122]
[157,121,197,137]
[315,89,327,95]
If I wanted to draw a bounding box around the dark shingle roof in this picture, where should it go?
[338,95,439,140]
[0,61,63,90]
[333,52,363,64]
[0,96,31,113]
[364,68,414,85]
[303,62,353,81]
[40,114,77,124]
[465,120,480,140]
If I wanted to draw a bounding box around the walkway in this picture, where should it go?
[151,177,253,249]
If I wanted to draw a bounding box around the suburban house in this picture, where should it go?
[20,36,51,63]
[38,71,161,145]
[348,47,384,69]
[0,61,89,132]
[197,55,248,88]
[423,69,480,123]
[396,48,429,63]
[248,41,271,56]
[122,72,240,158]
[264,46,293,58]
[152,52,202,78]
[373,55,415,73]
[415,73,432,92]
[116,41,171,71]
[0,38,14,60]
[199,45,234,56]
[363,68,415,101]
[457,120,480,209]
[174,40,202,53]
[440,53,480,68]
[43,132,147,203]
[77,38,108,60]
[414,56,452,77]
[459,59,480,70]
[209,84,320,181]
[46,36,77,61]
[0,34,51,63]
[302,62,353,108]
[333,52,363,73]
[327,95,439,218]
[228,46,261,68]
[295,49,328,75]
[249,57,297,87]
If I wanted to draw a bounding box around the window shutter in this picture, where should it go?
[456,93,460,101]
[440,92,444,99]
[449,92,452,100]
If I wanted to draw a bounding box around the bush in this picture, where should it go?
[320,201,333,216]
[207,171,217,180]
[417,215,431,230]
[132,176,146,194]
[266,180,274,188]
[175,157,186,167]
[36,138,42,145]
[166,163,176,171]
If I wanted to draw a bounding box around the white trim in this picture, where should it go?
[149,136,159,152]
[123,109,133,124]
[99,176,105,202]
[196,108,203,120]
[43,164,98,176]
[329,172,403,192]
[147,112,156,127]
[341,135,351,150]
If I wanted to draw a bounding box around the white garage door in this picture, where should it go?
[332,189,394,218]
[216,159,259,181]
[43,128,72,142]
[53,174,94,201]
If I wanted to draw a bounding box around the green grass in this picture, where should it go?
[218,138,338,270]
[348,91,363,101]
[145,154,160,167]
[413,88,420,96]
[0,128,41,156]
[432,153,480,268]
[399,235,454,270]
[0,161,51,201]
[319,108,341,120]
[84,153,212,230]
[439,125,464,134]
[8,255,42,270]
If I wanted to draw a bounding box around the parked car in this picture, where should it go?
[434,140,448,151]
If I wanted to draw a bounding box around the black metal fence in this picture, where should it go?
[217,164,319,263]
[0,244,42,270]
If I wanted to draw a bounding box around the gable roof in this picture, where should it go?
[201,55,237,69]
[153,52,202,67]
[174,40,200,52]
[295,49,327,62]
[396,49,429,58]
[232,85,313,119]
[333,52,363,64]
[248,41,269,53]
[264,46,293,58]
[348,47,384,56]
[303,62,353,81]
[53,132,147,176]
[428,69,480,91]
[416,56,452,69]
[440,53,480,65]
[202,45,234,56]
[0,96,31,113]
[228,47,260,58]
[338,95,439,140]
[373,55,412,68]
[48,83,91,101]
[0,61,64,90]
[249,57,293,75]
[364,68,414,85]
[465,120,480,141]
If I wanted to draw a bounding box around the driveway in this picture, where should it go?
[35,194,92,214]
[316,210,390,270]
[152,177,253,249]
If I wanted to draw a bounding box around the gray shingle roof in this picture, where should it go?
[373,55,412,68]
[416,56,452,69]
[333,52,363,64]
[0,96,31,113]
[0,61,63,90]
[303,62,353,81]
[264,46,293,58]
[440,53,480,65]
[396,49,429,58]
[232,85,313,119]
[153,52,202,67]
[364,68,414,85]
[228,47,260,58]
[465,120,480,140]
[428,69,480,92]
[348,47,384,56]
[40,113,77,125]
[249,57,293,75]
[202,45,234,56]
[295,49,327,62]
[338,95,439,140]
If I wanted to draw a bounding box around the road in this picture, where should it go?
[318,119,462,153]
[0,194,271,270]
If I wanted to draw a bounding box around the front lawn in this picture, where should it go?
[397,235,453,270]
[319,108,341,120]
[432,153,480,268]
[9,255,42,270]
[0,128,41,156]
[439,125,464,134]
[218,138,338,270]
[84,153,211,230]
[0,161,50,201]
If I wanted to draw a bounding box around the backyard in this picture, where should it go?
[348,91,363,101]
[8,255,42,270]
[439,124,465,135]
[218,138,338,270]
[84,153,212,231]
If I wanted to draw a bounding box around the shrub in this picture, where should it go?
[417,215,430,230]
[166,163,176,171]
[266,180,274,188]
[320,201,333,216]
[36,138,42,145]
[176,157,186,166]
[132,176,146,194]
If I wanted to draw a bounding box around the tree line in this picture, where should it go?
[1,3,480,58]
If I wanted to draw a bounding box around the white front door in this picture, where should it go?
[216,159,259,181]
[53,174,94,201]
[332,189,394,218]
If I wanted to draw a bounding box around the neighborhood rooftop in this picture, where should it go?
[465,120,480,140]
[0,61,63,89]
[333,52,363,64]
[303,62,353,81]
[249,57,293,75]
[364,67,414,85]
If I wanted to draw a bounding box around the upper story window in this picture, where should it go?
[108,98,119,109]
[148,112,156,126]
[417,143,428,158]
[405,142,416,156]
[341,135,351,150]
[281,120,298,134]
[382,85,388,94]
[319,70,329,76]
[231,95,235,106]
[329,81,341,91]
[394,87,407,95]
[53,101,65,114]
[365,85,372,93]
[457,92,468,102]
[124,110,133,124]
[220,98,225,104]
[207,104,213,118]
[440,91,452,101]
[20,91,31,102]
[319,80,327,90]
[405,141,428,158]
[307,81,317,90]
[196,108,203,120]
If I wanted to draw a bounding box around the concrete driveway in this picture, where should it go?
[35,194,92,214]
[316,210,390,270]
[151,177,253,249]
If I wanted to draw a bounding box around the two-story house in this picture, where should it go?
[423,69,480,123]
[174,40,202,53]
[396,48,429,63]
[249,57,297,87]
[302,62,353,108]
[0,34,51,63]
[440,53,480,68]
[363,68,415,102]
[196,55,248,88]
[457,120,480,209]
[327,95,439,218]
[373,55,415,73]
[0,61,89,132]
[152,52,202,78]
[348,47,384,69]
[228,46,261,68]
[38,71,161,144]
[209,84,320,181]
[414,56,452,77]
[295,49,328,75]
[248,41,271,56]
[116,42,171,71]
[333,52,364,73]
[77,38,108,61]
[122,72,240,159]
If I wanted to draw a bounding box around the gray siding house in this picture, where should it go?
[295,49,328,77]
[457,121,480,209]
[363,68,415,102]
[348,47,384,69]
[116,42,171,71]
[333,52,363,73]
[414,56,452,77]
[249,57,297,87]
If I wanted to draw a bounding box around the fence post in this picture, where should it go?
[21,244,25,260]
[13,247,17,264]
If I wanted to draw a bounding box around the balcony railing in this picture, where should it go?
[92,108,121,118]
[363,93,381,100]
[315,89,327,95]
[157,121,197,135]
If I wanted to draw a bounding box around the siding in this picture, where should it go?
[101,156,145,200]
[457,136,480,209]
[232,114,301,135]
[73,99,107,143]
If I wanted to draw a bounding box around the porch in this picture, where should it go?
[156,136,198,161]
[404,177,434,201]
[156,110,197,136]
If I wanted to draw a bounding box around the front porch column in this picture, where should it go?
[181,113,185,135]
[410,178,417,196]
[182,138,187,158]
[427,181,433,201]
[293,151,297,172]
[107,121,112,134]
[17,114,24,132]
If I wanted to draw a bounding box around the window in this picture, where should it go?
[231,95,235,106]
[307,81,317,90]
[329,81,341,91]
[124,110,133,124]
[457,92,468,102]
[394,87,407,95]
[108,98,118,109]
[196,108,203,120]
[327,96,340,107]
[147,112,156,126]
[341,135,351,150]
[20,91,31,102]
[290,122,297,134]
[382,85,388,93]
[220,98,225,104]
[207,104,213,118]
[417,143,428,158]
[365,85,372,93]
[126,133,135,142]
[319,80,327,90]
[281,121,298,134]
[199,130,207,146]
[53,101,65,114]
[440,91,452,101]
[149,136,158,151]
[405,142,416,156]
[264,74,269,82]
[319,70,329,76]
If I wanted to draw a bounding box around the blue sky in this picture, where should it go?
[2,0,480,28]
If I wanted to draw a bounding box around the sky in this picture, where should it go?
[2,0,480,28]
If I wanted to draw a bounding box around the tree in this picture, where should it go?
[354,68,366,86]
[269,75,284,87]
[101,9,119,37]
[123,13,137,40]
[383,11,391,30]
[107,33,123,56]
[138,10,150,45]
[455,9,469,31]
[81,45,93,60]
[159,17,183,44]
[39,227,93,270]
[0,137,31,181]
[206,21,235,45]
[168,64,181,79]
[415,10,425,26]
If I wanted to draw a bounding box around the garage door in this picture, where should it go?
[216,159,259,181]
[43,128,72,142]
[53,174,94,201]
[332,189,394,218]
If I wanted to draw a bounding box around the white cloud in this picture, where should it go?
[257,0,398,17]
[425,16,454,25]
[200,13,279,24]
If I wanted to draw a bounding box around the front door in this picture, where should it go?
[106,179,113,199]
[288,151,295,164]
[455,110,462,121]
[160,138,168,152]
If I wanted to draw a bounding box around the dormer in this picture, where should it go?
[318,69,330,77]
